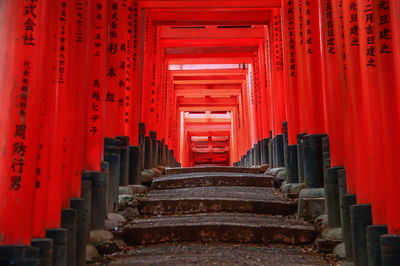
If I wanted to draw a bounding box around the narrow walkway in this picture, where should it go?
[104,167,332,265]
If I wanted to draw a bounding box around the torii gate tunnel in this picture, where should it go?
[1,0,400,265]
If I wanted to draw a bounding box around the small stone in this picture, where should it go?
[119,207,140,219]
[322,227,342,241]
[277,170,287,180]
[156,165,166,174]
[259,164,269,172]
[297,198,326,222]
[289,183,306,195]
[128,184,148,194]
[119,186,133,195]
[114,239,128,249]
[86,244,99,260]
[104,219,116,231]
[118,194,139,209]
[281,182,292,194]
[108,213,127,224]
[299,188,325,198]
[90,230,114,243]
[141,171,154,183]
[152,167,162,177]
[314,214,329,232]
[333,242,346,259]
[268,167,286,176]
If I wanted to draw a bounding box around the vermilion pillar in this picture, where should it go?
[270,10,286,136]
[293,0,307,133]
[84,0,108,172]
[342,0,360,195]
[282,0,301,145]
[0,0,43,244]
[301,0,325,134]
[320,0,346,168]
[386,0,400,235]
[377,0,400,234]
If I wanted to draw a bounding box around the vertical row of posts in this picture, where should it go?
[0,0,180,265]
[235,0,400,265]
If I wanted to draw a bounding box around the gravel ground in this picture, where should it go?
[88,242,336,266]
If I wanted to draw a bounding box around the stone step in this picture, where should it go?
[151,172,273,190]
[138,187,297,216]
[119,213,316,245]
[165,166,263,175]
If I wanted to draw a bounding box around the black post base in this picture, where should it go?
[285,144,298,183]
[366,224,388,266]
[381,234,400,266]
[326,166,343,228]
[46,228,68,266]
[61,208,77,266]
[0,245,39,265]
[82,171,107,230]
[351,204,373,266]
[303,134,327,188]
[341,194,357,262]
[70,198,87,266]
[31,238,53,266]
[296,133,307,183]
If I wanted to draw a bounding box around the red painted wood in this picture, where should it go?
[282,0,301,145]
[0,0,43,244]
[320,0,346,167]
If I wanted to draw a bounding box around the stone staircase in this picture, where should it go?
[118,167,317,247]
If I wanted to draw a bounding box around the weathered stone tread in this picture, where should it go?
[152,172,273,189]
[139,186,296,216]
[119,213,316,245]
[166,166,263,175]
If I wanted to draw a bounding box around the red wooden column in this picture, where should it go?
[252,52,262,140]
[282,0,301,146]
[301,0,325,134]
[32,0,58,239]
[342,0,361,195]
[376,0,400,234]
[293,0,307,134]
[320,0,346,168]
[127,1,141,145]
[270,9,286,136]
[386,0,400,235]
[84,0,108,172]
[104,0,123,138]
[258,40,272,139]
[0,0,43,245]
[357,0,382,212]
[68,0,89,200]
[264,26,275,137]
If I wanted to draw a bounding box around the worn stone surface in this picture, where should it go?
[314,238,342,254]
[289,183,306,195]
[259,164,270,172]
[268,167,286,176]
[118,194,139,209]
[141,171,153,183]
[156,166,166,174]
[299,188,325,198]
[139,186,296,216]
[119,207,140,219]
[119,213,316,245]
[107,243,330,266]
[152,167,162,177]
[152,172,274,190]
[321,227,342,240]
[314,214,329,233]
[108,213,127,224]
[86,244,99,260]
[90,230,114,243]
[297,198,326,222]
[128,185,148,194]
[119,186,133,196]
[333,242,346,259]
[166,166,263,175]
